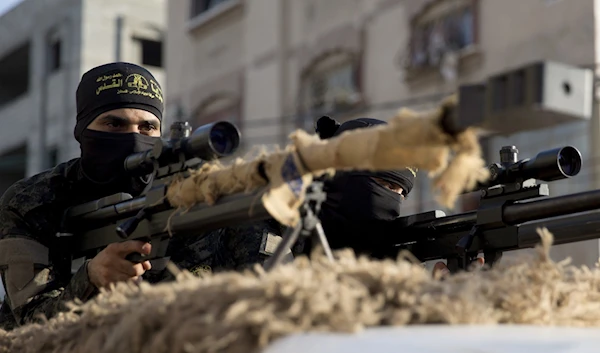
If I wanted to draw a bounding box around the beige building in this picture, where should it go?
[0,0,166,193]
[165,0,597,265]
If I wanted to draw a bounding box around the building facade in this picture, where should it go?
[165,0,600,266]
[0,0,166,193]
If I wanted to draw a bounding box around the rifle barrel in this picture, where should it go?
[518,210,600,248]
[503,189,600,225]
[412,189,600,232]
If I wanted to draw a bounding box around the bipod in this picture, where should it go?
[263,181,334,272]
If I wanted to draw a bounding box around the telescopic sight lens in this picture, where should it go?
[209,123,239,155]
[557,147,582,176]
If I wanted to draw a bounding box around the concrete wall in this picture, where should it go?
[164,0,245,144]
[243,0,283,148]
[0,0,83,177]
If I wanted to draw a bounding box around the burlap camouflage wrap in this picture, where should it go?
[0,158,283,330]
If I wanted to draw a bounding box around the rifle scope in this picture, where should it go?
[124,121,241,176]
[486,145,582,186]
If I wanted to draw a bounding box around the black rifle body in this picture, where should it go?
[384,189,600,266]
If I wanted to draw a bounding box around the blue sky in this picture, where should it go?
[0,0,23,17]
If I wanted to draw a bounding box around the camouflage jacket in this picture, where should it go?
[0,158,286,331]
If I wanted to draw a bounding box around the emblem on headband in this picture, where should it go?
[126,73,149,90]
[94,72,163,103]
[406,167,418,177]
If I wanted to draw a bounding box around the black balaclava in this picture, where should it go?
[74,62,164,197]
[314,116,417,251]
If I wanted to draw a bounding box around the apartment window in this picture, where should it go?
[190,0,232,19]
[49,39,61,72]
[408,0,476,69]
[0,42,30,108]
[139,39,163,68]
[301,52,361,126]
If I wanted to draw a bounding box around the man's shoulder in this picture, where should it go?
[0,159,80,213]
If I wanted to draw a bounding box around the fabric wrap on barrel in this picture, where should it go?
[164,95,489,214]
[261,149,313,227]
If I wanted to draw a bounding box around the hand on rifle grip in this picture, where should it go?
[432,257,485,279]
[125,252,147,264]
[87,240,152,289]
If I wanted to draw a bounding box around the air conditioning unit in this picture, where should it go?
[454,61,593,135]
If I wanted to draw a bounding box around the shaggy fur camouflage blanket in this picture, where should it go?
[1,228,600,353]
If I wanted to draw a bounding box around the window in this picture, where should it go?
[301,52,361,122]
[308,64,358,112]
[139,39,163,68]
[190,0,232,19]
[408,0,476,69]
[0,42,30,108]
[49,39,61,72]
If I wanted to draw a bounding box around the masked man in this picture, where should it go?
[315,116,485,273]
[0,62,283,330]
[312,116,416,255]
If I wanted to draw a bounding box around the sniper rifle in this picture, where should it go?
[53,120,277,276]
[369,144,600,272]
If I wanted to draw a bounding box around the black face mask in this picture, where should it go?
[79,129,159,196]
[325,174,403,222]
[315,173,403,253]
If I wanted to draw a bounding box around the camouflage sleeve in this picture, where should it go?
[141,219,290,285]
[12,259,98,327]
[220,218,291,271]
[0,206,99,329]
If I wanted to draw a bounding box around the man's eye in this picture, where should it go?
[141,124,157,131]
[106,122,122,128]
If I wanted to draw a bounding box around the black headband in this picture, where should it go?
[74,62,164,142]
